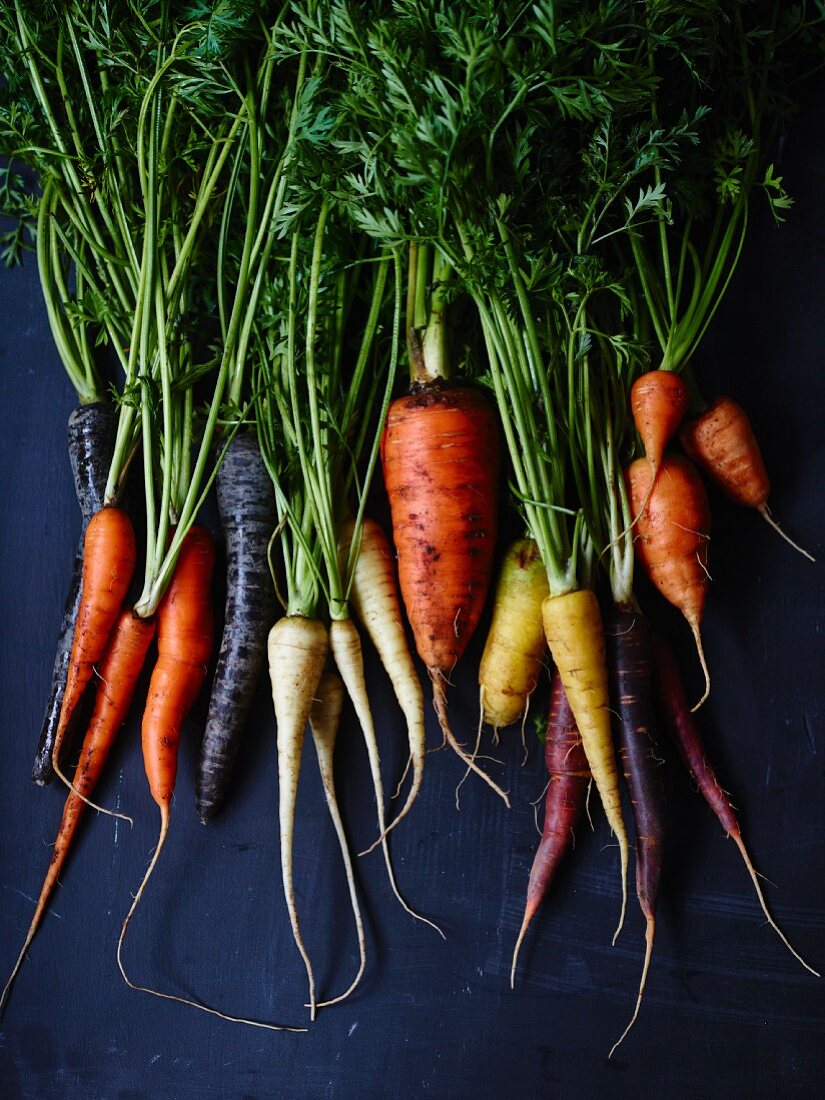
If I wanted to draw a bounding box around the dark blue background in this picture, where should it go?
[1,91,823,1100]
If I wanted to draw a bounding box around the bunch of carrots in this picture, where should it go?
[0,0,821,1055]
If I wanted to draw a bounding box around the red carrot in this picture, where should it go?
[651,629,818,976]
[679,396,813,560]
[510,672,590,987]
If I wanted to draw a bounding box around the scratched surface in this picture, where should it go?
[1,93,824,1100]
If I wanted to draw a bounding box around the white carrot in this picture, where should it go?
[267,614,329,1022]
[329,618,443,937]
[308,669,367,1009]
[340,518,426,844]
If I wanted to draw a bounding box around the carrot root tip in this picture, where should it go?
[758,505,815,562]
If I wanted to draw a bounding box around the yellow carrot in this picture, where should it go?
[479,539,549,730]
[542,589,628,938]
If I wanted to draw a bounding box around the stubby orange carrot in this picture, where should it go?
[679,396,813,560]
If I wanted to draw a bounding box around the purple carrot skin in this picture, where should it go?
[33,402,118,784]
[197,434,277,822]
[510,673,589,987]
[651,629,819,977]
[605,607,667,1057]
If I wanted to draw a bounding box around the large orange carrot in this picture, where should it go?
[1,609,155,1010]
[679,396,813,560]
[51,505,136,775]
[625,453,711,709]
[381,381,507,804]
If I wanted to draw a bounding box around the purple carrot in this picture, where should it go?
[651,629,818,976]
[606,607,667,1056]
[510,673,590,987]
[32,402,118,785]
[196,433,277,821]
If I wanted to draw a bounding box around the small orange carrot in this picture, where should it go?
[631,370,690,475]
[629,370,690,519]
[51,505,136,777]
[679,396,813,560]
[1,609,155,1010]
[625,453,711,710]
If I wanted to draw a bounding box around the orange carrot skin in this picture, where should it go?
[3,609,156,990]
[679,396,770,508]
[380,382,500,672]
[631,371,690,471]
[142,527,215,806]
[55,505,137,757]
[625,453,710,625]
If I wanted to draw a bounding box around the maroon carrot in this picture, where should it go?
[605,607,667,1056]
[510,672,590,987]
[651,629,818,976]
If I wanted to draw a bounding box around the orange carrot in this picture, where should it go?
[629,370,690,520]
[141,525,215,808]
[631,370,690,474]
[51,505,136,776]
[679,396,813,560]
[625,453,711,710]
[1,609,155,1010]
[381,381,508,804]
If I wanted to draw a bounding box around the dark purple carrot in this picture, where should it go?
[32,402,118,785]
[510,673,590,987]
[196,433,277,822]
[605,607,666,1057]
[651,629,818,977]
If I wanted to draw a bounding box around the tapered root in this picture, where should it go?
[333,622,443,937]
[758,505,815,562]
[688,619,711,713]
[430,669,510,809]
[309,671,367,1009]
[609,914,655,1058]
[118,804,305,1031]
[53,756,133,825]
[510,902,539,990]
[731,832,819,977]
